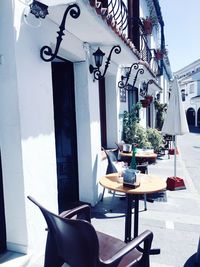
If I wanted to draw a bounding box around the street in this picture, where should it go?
[178,127,200,194]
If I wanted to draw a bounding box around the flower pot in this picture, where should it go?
[123,144,132,153]
[145,95,153,103]
[140,99,149,108]
[143,19,153,35]
[155,51,164,60]
[168,148,179,155]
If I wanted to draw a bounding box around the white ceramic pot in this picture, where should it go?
[123,144,132,152]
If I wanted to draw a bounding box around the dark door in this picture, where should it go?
[186,108,195,126]
[197,108,200,127]
[99,78,107,148]
[0,153,6,253]
[52,62,79,212]
[128,85,138,112]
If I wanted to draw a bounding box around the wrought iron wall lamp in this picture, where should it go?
[30,0,49,19]
[40,4,80,62]
[118,63,144,91]
[140,79,154,97]
[89,45,121,80]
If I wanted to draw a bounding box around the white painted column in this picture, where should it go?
[74,44,104,206]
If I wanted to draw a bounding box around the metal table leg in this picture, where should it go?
[133,194,139,238]
[125,194,133,242]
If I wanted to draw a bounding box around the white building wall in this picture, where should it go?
[0,0,60,256]
[106,75,118,148]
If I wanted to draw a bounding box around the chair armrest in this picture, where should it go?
[59,204,91,222]
[102,230,153,265]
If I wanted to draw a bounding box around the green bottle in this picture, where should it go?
[130,145,137,170]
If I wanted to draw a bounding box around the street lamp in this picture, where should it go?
[89,45,121,80]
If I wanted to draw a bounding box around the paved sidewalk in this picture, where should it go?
[91,138,200,267]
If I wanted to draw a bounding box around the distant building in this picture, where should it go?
[174,59,200,128]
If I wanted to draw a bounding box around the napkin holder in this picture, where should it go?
[123,169,140,189]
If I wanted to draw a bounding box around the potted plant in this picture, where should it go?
[155,49,164,60]
[146,127,164,153]
[140,99,149,108]
[122,102,141,144]
[142,17,153,35]
[155,48,168,60]
[140,95,153,108]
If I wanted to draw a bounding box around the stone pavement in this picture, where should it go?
[91,130,200,267]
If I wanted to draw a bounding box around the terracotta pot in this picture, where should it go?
[145,95,153,103]
[140,99,149,108]
[143,19,153,35]
[155,51,164,60]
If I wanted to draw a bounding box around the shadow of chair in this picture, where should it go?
[28,196,154,267]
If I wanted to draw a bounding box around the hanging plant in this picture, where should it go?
[142,17,153,35]
[140,95,153,108]
[155,49,164,60]
[155,48,168,60]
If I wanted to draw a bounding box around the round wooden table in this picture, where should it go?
[120,151,157,164]
[99,173,166,243]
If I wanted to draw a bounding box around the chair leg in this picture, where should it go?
[109,191,116,212]
[144,194,147,211]
[101,188,105,202]
[44,232,64,267]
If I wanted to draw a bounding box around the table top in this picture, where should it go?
[120,151,157,158]
[99,173,166,195]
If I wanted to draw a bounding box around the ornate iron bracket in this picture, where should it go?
[40,4,80,62]
[89,45,121,80]
[140,79,154,97]
[118,63,144,90]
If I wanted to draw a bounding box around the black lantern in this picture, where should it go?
[89,45,121,80]
[30,0,49,19]
[92,48,105,68]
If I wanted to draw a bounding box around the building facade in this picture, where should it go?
[175,59,200,128]
[0,0,172,263]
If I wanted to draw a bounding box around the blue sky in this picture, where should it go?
[159,0,200,72]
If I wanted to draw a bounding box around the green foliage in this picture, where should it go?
[154,100,167,130]
[146,127,164,152]
[134,124,151,149]
[122,102,164,152]
[122,102,141,144]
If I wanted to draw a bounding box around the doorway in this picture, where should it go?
[197,108,200,127]
[51,61,79,212]
[0,153,6,254]
[186,107,195,126]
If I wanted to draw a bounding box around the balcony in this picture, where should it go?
[91,0,163,76]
